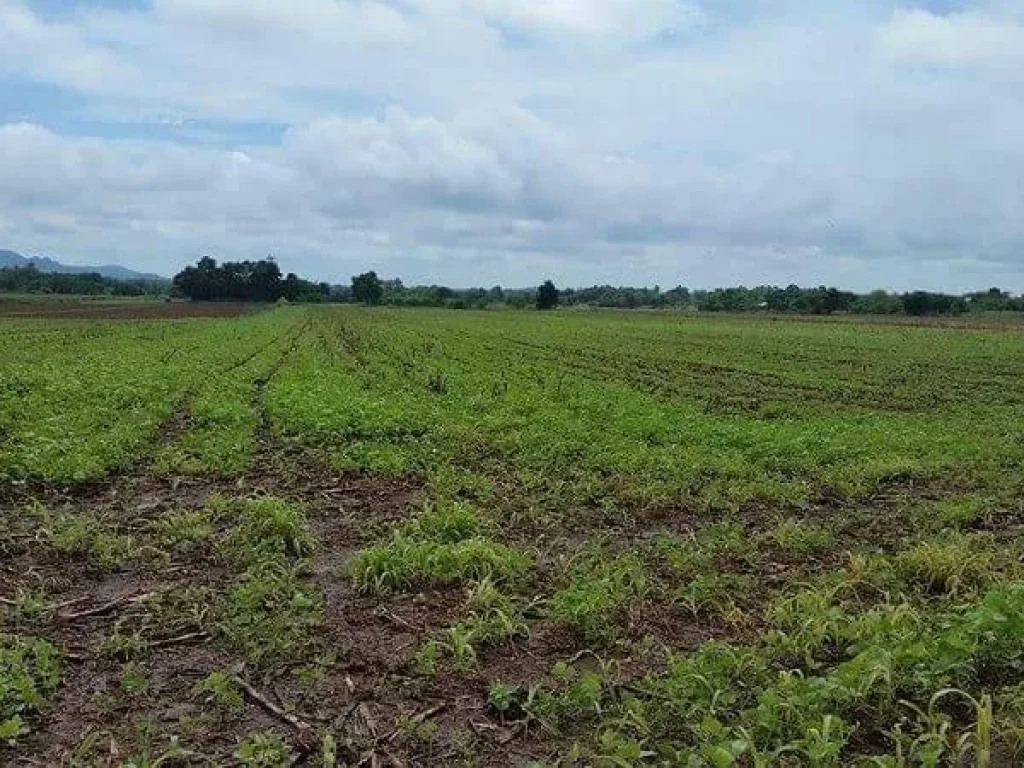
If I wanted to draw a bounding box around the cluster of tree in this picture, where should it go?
[343,276,1023,317]
[558,284,1020,317]
[172,257,329,302]
[0,265,167,297]
[963,287,1024,313]
[690,285,859,314]
[168,259,1023,318]
[690,286,977,316]
[346,272,560,310]
[556,285,690,308]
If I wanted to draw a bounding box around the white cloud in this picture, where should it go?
[0,0,1022,290]
[877,9,1024,70]
[283,108,524,211]
[0,1,139,92]
[457,0,705,40]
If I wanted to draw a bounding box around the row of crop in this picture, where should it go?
[0,310,300,482]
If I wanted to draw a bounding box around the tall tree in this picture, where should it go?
[351,271,384,305]
[536,280,559,310]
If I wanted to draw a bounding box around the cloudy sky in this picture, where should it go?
[1,0,1022,290]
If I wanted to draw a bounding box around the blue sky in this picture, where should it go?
[1,0,1022,289]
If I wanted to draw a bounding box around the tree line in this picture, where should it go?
[340,272,1022,317]
[0,265,166,297]
[53,256,1009,318]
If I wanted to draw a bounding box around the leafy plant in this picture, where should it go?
[767,518,835,556]
[0,634,61,746]
[236,730,291,766]
[549,552,647,640]
[194,671,243,711]
[348,535,530,592]
[221,559,322,663]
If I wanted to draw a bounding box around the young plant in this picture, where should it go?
[0,634,62,746]
[549,552,647,641]
[895,533,995,595]
[220,495,314,566]
[194,670,244,711]
[236,730,291,766]
[151,509,214,555]
[221,560,323,663]
[348,535,530,592]
[767,518,835,556]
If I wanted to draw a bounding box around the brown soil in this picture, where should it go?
[0,299,262,321]
[0,416,618,767]
[1,403,983,765]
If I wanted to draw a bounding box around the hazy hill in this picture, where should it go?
[0,249,165,282]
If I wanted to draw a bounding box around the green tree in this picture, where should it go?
[852,290,901,315]
[351,271,384,305]
[536,280,559,310]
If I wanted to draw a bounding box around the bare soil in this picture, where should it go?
[0,298,261,320]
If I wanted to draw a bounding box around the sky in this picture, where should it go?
[0,0,1022,290]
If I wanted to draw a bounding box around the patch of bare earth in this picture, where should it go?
[0,299,262,321]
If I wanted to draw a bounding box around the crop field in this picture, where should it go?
[3,305,1024,766]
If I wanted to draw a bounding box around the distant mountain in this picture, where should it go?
[0,249,166,282]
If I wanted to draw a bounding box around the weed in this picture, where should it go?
[0,634,62,745]
[678,572,753,620]
[221,559,322,663]
[525,668,607,729]
[765,586,850,668]
[414,641,442,676]
[34,504,136,570]
[487,682,522,718]
[404,501,481,543]
[395,713,439,745]
[895,533,995,595]
[120,662,149,695]
[767,518,835,556]
[418,579,528,670]
[151,509,214,554]
[655,521,753,580]
[146,585,218,634]
[549,552,647,640]
[102,628,144,660]
[236,730,291,766]
[349,535,531,592]
[1,590,49,624]
[928,497,992,530]
[219,495,314,565]
[194,671,244,711]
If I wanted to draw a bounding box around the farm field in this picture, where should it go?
[3,305,1024,766]
[0,296,258,320]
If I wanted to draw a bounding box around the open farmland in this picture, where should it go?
[3,305,1024,766]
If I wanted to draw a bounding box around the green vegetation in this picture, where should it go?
[0,307,308,482]
[215,496,322,663]
[173,256,327,303]
[349,534,531,592]
[0,635,61,746]
[418,578,529,672]
[549,551,647,640]
[4,304,1024,764]
[0,265,167,297]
